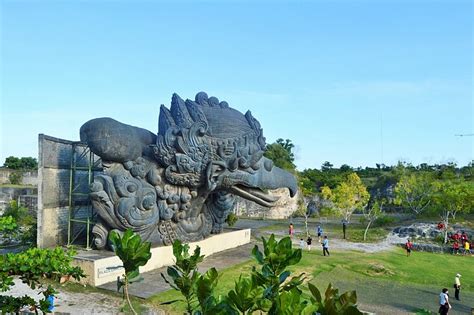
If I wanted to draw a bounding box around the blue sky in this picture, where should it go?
[1,0,472,170]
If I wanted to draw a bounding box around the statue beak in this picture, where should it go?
[247,157,298,197]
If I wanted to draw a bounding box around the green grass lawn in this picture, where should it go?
[146,247,474,314]
[259,220,390,243]
[344,226,391,242]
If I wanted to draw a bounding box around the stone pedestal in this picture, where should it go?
[72,228,251,286]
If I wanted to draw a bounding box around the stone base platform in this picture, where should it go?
[73,228,251,287]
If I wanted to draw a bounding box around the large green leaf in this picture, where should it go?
[108,229,152,280]
[308,282,322,303]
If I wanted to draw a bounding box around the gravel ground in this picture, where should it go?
[2,279,133,314]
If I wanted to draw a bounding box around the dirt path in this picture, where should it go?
[260,229,398,253]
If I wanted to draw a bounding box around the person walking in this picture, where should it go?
[341,219,348,239]
[454,273,461,301]
[463,240,470,255]
[289,223,295,239]
[452,241,460,255]
[322,235,330,256]
[438,288,451,315]
[306,235,312,251]
[405,239,413,257]
[300,238,306,250]
[317,225,323,242]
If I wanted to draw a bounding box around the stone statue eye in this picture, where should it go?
[142,196,155,210]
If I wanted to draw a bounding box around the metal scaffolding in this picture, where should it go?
[67,142,101,249]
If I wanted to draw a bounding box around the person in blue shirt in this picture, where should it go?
[317,225,323,242]
[47,295,54,312]
[322,235,330,256]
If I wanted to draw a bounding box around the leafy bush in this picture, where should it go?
[3,200,29,223]
[292,205,307,217]
[0,295,37,313]
[161,240,205,313]
[318,205,336,217]
[306,283,361,315]
[20,222,38,246]
[0,216,18,234]
[3,200,36,245]
[8,171,23,185]
[373,215,396,227]
[347,228,388,243]
[0,247,85,313]
[433,234,445,244]
[162,234,363,315]
[225,213,238,227]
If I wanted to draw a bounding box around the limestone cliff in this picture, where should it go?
[234,188,300,219]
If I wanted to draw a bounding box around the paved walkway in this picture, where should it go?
[99,242,255,298]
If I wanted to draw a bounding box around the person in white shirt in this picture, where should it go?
[439,288,451,315]
[454,274,461,300]
[300,238,306,250]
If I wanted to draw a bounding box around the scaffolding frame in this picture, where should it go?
[67,142,101,249]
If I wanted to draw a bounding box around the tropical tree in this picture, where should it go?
[433,180,474,243]
[275,138,295,162]
[264,140,296,171]
[109,229,152,315]
[362,201,383,241]
[320,173,370,222]
[394,172,436,215]
[321,161,333,171]
[3,156,38,170]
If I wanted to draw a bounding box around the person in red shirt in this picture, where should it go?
[452,241,460,255]
[288,223,295,239]
[454,232,461,242]
[405,239,413,257]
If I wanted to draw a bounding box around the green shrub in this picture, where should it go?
[373,215,396,227]
[0,247,85,313]
[319,206,336,217]
[2,200,36,245]
[347,228,388,243]
[225,213,238,227]
[433,234,445,244]
[0,216,18,234]
[292,205,307,217]
[3,200,29,223]
[8,171,23,185]
[20,222,37,246]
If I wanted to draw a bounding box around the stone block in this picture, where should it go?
[73,228,251,286]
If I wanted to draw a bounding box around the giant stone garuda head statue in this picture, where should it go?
[80,92,297,249]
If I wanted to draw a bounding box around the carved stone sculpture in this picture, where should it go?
[80,92,297,249]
